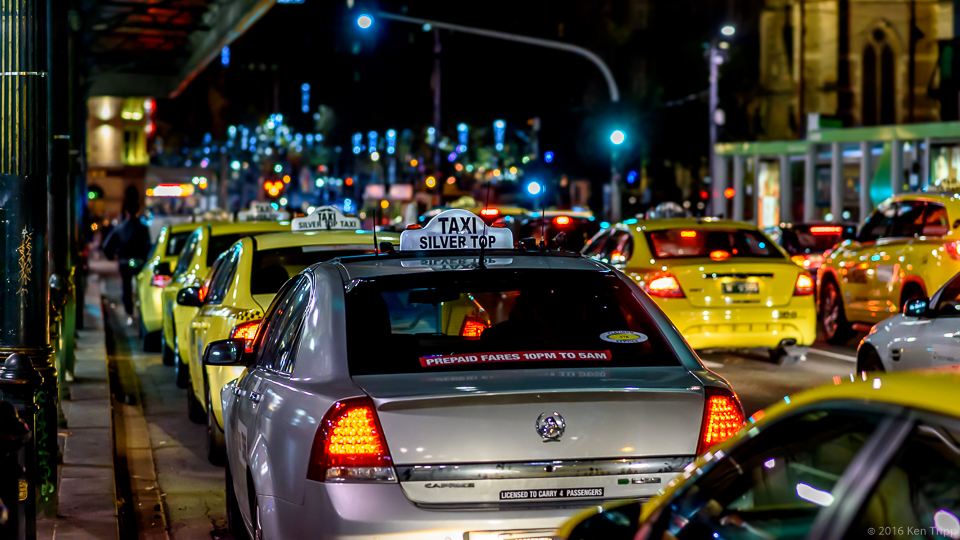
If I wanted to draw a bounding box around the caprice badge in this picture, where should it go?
[536,412,565,442]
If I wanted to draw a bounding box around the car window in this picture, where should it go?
[253,276,312,374]
[198,255,225,304]
[249,245,374,295]
[644,407,886,540]
[844,421,960,540]
[173,230,201,275]
[921,203,949,237]
[645,228,780,259]
[205,245,241,305]
[346,269,681,376]
[891,201,926,237]
[932,274,960,317]
[582,229,612,258]
[166,231,194,257]
[858,203,896,242]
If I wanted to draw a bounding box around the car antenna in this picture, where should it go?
[478,179,494,270]
[372,204,379,256]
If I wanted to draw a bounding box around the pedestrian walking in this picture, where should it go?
[102,195,151,325]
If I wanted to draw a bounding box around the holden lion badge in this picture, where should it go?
[536,412,565,442]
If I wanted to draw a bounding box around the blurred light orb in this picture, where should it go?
[357,15,373,29]
[527,182,542,195]
[610,130,625,145]
[721,25,735,36]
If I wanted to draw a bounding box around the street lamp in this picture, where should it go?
[357,14,373,29]
[721,25,736,36]
[608,130,626,223]
[610,130,625,145]
[527,181,542,195]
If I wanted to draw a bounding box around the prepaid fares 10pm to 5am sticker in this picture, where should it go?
[419,350,612,368]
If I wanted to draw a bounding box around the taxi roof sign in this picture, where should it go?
[400,208,513,251]
[237,201,290,222]
[291,206,361,231]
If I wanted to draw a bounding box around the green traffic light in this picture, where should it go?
[88,191,98,200]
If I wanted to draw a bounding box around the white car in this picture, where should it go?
[207,209,744,540]
[858,270,960,372]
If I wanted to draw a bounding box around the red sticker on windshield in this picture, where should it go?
[418,350,612,368]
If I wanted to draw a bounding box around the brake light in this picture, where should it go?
[479,208,499,217]
[697,388,745,454]
[460,317,487,338]
[198,281,210,303]
[946,241,960,261]
[230,319,261,353]
[151,274,172,288]
[791,255,809,267]
[810,226,843,235]
[680,230,697,238]
[554,216,571,226]
[307,397,395,483]
[794,273,814,295]
[710,250,730,261]
[644,274,685,298]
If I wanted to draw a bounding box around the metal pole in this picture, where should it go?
[859,141,873,221]
[831,142,843,223]
[804,143,817,221]
[891,138,902,195]
[779,154,792,223]
[713,155,728,218]
[733,155,745,221]
[922,137,932,190]
[432,28,441,184]
[709,40,720,216]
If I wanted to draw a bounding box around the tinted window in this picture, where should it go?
[207,234,241,265]
[250,246,373,295]
[780,225,854,255]
[206,246,241,305]
[933,273,960,317]
[892,201,926,237]
[646,229,780,259]
[346,270,680,376]
[254,276,311,373]
[844,422,960,540]
[921,203,949,237]
[165,231,193,257]
[582,230,611,258]
[645,408,885,540]
[517,217,601,251]
[173,230,201,275]
[858,204,896,242]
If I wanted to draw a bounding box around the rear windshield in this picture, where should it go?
[345,270,679,375]
[646,229,781,259]
[780,227,849,255]
[165,231,193,257]
[517,218,601,251]
[250,246,373,295]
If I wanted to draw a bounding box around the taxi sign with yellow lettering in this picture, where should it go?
[400,209,512,251]
[291,206,361,231]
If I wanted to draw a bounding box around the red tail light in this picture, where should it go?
[230,319,261,353]
[553,216,571,226]
[697,387,745,454]
[809,226,843,235]
[479,208,499,217]
[710,250,730,261]
[643,274,685,298]
[946,241,960,261]
[307,397,394,483]
[151,274,172,288]
[460,317,488,338]
[793,273,814,296]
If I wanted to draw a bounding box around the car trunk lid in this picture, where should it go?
[666,258,800,308]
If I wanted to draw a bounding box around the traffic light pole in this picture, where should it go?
[372,11,621,217]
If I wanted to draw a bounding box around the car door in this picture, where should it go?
[192,247,240,403]
[842,203,895,321]
[841,413,960,540]
[231,277,303,519]
[922,274,960,368]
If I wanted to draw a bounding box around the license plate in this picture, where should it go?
[722,281,759,294]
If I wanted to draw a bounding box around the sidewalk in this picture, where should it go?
[37,270,118,539]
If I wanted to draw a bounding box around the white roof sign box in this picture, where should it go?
[400,209,513,251]
[237,201,290,222]
[291,206,361,231]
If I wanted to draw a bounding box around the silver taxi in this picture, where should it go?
[207,209,745,540]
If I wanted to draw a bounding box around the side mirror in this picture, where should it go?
[154,261,172,276]
[177,287,203,307]
[904,297,930,317]
[203,339,246,367]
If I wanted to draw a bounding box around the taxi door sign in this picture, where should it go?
[237,201,290,222]
[400,209,512,251]
[291,206,361,231]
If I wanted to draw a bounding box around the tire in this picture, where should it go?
[175,337,190,388]
[161,329,175,366]
[142,321,161,353]
[767,348,802,365]
[225,460,250,540]
[206,386,226,466]
[187,381,205,424]
[821,279,855,345]
[857,346,886,373]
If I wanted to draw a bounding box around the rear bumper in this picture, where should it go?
[661,297,818,350]
[260,482,614,539]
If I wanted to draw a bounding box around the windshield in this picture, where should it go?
[780,226,851,255]
[250,246,373,295]
[165,231,193,257]
[345,269,679,375]
[646,229,781,259]
[517,218,600,251]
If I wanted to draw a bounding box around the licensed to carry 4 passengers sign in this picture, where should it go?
[500,487,604,500]
[291,206,361,231]
[400,209,513,251]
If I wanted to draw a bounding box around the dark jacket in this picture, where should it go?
[103,216,151,267]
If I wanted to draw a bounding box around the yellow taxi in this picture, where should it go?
[818,193,960,344]
[161,219,290,388]
[583,218,817,363]
[556,368,960,540]
[175,207,398,464]
[135,222,204,355]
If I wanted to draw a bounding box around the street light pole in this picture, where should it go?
[371,11,622,218]
[708,38,721,216]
